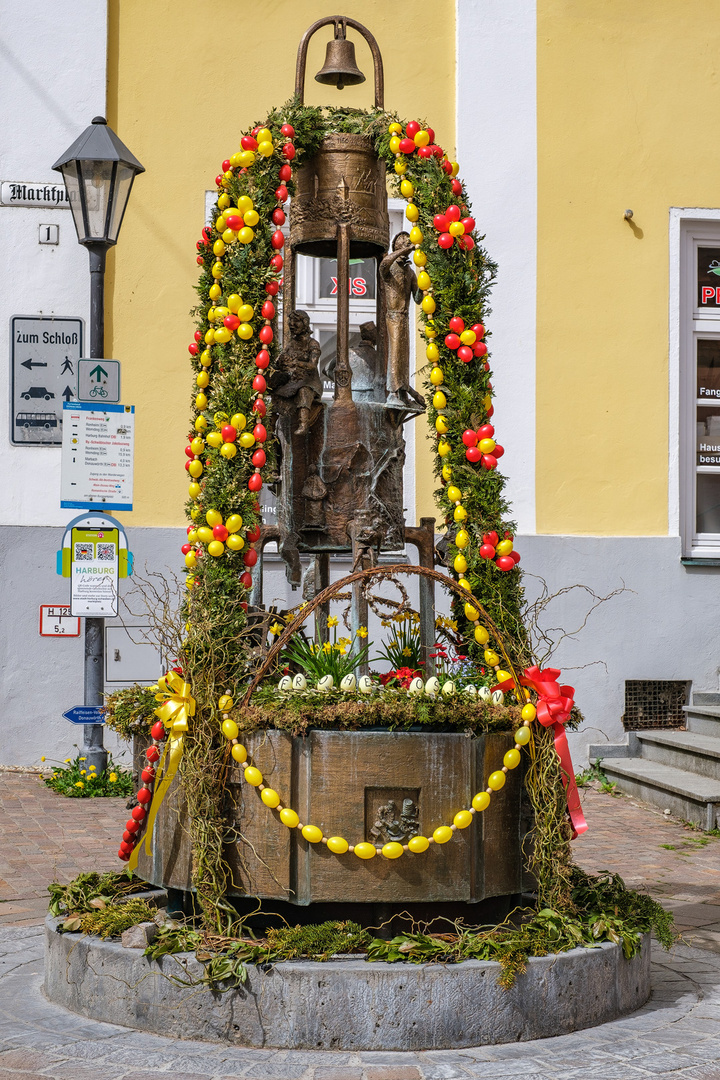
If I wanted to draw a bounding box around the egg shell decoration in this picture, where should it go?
[441,680,456,698]
[408,677,424,695]
[292,673,307,691]
[464,684,478,696]
[317,674,334,692]
[425,676,440,697]
[278,675,292,692]
[478,686,491,701]
[491,689,505,705]
[340,673,357,692]
[358,675,374,694]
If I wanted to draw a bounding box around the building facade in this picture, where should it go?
[2,0,719,767]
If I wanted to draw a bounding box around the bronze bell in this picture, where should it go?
[315,22,366,90]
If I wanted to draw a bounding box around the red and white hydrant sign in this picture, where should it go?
[39,605,81,636]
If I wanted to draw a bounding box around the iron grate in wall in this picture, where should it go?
[622,680,690,731]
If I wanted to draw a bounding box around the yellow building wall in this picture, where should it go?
[537,0,720,535]
[106,0,455,529]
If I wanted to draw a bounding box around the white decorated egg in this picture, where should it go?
[478,686,491,701]
[491,689,505,705]
[424,676,440,698]
[358,674,374,694]
[340,673,356,692]
[278,675,292,692]
[408,677,424,695]
[317,674,334,692]
[292,673,307,691]
[441,680,456,698]
[464,684,478,697]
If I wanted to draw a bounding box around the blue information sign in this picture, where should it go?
[62,706,105,725]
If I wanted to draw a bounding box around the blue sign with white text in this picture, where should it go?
[63,706,105,725]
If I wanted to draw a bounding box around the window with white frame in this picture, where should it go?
[679,219,720,557]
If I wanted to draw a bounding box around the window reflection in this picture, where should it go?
[697,473,720,534]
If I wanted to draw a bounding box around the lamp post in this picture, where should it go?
[52,117,144,775]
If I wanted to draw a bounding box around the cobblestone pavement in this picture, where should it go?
[2,774,720,1077]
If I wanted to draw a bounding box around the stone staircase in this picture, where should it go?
[588,692,720,831]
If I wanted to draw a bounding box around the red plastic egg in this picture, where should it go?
[449,316,465,333]
[446,204,461,222]
[270,254,283,270]
[181,543,191,555]
[460,235,475,251]
[253,397,267,417]
[125,819,141,833]
[477,424,495,439]
[221,159,231,172]
[451,178,462,195]
[252,374,267,392]
[122,831,134,843]
[261,300,276,319]
[131,806,147,822]
[399,138,415,154]
[246,524,261,543]
[275,185,288,203]
[466,446,482,463]
[461,217,476,233]
[271,208,285,227]
[184,445,194,458]
[221,424,237,442]
[471,323,485,338]
[283,143,295,160]
[213,524,229,542]
[475,342,488,357]
[433,214,449,232]
[240,571,253,588]
[444,333,460,350]
[253,424,267,442]
[251,449,266,467]
[150,720,166,740]
[241,136,258,150]
[243,549,258,567]
[493,444,505,459]
[484,531,500,547]
[438,233,453,250]
[482,454,498,470]
[418,146,433,158]
[258,325,274,344]
[271,230,285,249]
[510,550,521,564]
[496,556,515,572]
[226,214,242,231]
[462,429,478,447]
[458,346,473,363]
[137,787,152,804]
[141,768,155,784]
[280,124,295,137]
[278,164,292,181]
[479,544,496,559]
[248,474,262,493]
[406,120,420,138]
[224,314,240,331]
[265,280,280,295]
[255,350,270,369]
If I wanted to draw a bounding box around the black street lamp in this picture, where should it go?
[52,117,144,775]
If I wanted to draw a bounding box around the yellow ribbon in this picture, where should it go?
[128,672,195,871]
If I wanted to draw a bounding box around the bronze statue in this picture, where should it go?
[379,232,424,411]
[325,320,379,401]
[272,310,323,435]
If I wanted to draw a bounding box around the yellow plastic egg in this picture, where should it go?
[442,464,452,481]
[231,743,247,764]
[188,482,201,499]
[474,625,489,645]
[438,439,451,455]
[488,771,506,791]
[426,342,439,362]
[261,788,281,808]
[226,514,243,532]
[433,825,453,845]
[211,263,224,279]
[220,443,237,459]
[237,195,253,214]
[414,129,430,147]
[479,438,496,454]
[213,239,226,256]
[389,136,401,154]
[413,249,427,266]
[302,825,323,844]
[230,413,247,430]
[256,127,272,143]
[237,323,254,340]
[190,437,204,455]
[188,460,203,478]
[495,539,513,556]
[238,304,254,322]
[226,534,244,551]
[407,835,429,853]
[409,226,423,245]
[238,227,254,245]
[432,391,447,410]
[381,842,404,859]
[222,229,237,245]
[454,506,467,522]
[214,215,226,231]
[394,159,407,174]
[214,327,231,344]
[454,810,473,829]
[196,526,213,543]
[239,432,256,448]
[430,367,444,386]
[244,766,263,787]
[200,350,212,367]
[221,719,239,740]
[204,329,214,344]
[484,649,500,666]
[196,370,209,388]
[504,749,521,770]
[244,209,260,227]
[217,194,230,209]
[326,836,349,854]
[405,203,419,222]
[206,509,222,526]
[388,122,403,135]
[218,694,234,710]
[460,329,477,346]
[194,416,208,432]
[472,791,491,812]
[449,221,465,237]
[209,283,222,299]
[522,703,537,722]
[515,725,532,745]
[417,271,431,291]
[435,417,449,435]
[421,295,436,315]
[458,577,471,591]
[354,842,377,860]
[206,431,223,448]
[280,807,299,828]
[187,530,198,543]
[257,140,274,157]
[208,540,225,557]
[184,552,196,568]
[454,554,468,573]
[227,294,241,312]
[464,603,479,622]
[496,669,511,683]
[455,530,469,549]
[446,485,462,503]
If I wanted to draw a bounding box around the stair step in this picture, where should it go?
[601,757,720,830]
[694,692,720,706]
[636,730,720,779]
[684,705,720,736]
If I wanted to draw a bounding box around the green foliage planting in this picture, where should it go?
[42,752,133,798]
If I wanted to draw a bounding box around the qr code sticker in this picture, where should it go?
[74,543,94,561]
[96,543,116,561]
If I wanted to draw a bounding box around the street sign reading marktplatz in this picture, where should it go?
[10,315,83,446]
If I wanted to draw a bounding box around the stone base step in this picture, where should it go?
[636,730,720,779]
[685,705,720,736]
[601,757,720,830]
[693,692,720,706]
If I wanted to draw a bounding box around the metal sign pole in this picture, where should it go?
[83,244,108,775]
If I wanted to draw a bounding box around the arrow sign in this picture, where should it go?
[89,364,108,382]
[21,359,48,370]
[62,386,74,401]
[63,705,105,725]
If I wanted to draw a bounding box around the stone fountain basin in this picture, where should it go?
[44,916,650,1050]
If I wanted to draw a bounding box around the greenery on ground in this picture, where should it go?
[42,752,133,798]
[61,898,158,939]
[48,870,146,917]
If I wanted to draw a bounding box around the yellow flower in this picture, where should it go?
[403,647,412,657]
[269,622,284,636]
[327,616,339,628]
[75,781,84,788]
[80,770,86,775]
[109,773,117,782]
[338,647,347,655]
[64,758,71,764]
[357,626,368,638]
[40,756,46,762]
[79,757,86,761]
[89,765,96,771]
[381,620,390,628]
[323,641,332,653]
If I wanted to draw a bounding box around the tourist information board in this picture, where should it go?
[60,402,134,511]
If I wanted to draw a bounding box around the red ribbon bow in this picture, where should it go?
[496,665,587,839]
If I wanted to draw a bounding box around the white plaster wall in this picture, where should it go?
[456,0,537,535]
[0,0,108,526]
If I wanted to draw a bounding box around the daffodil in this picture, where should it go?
[327,616,339,628]
[323,642,332,653]
[357,627,368,638]
[403,647,412,657]
[269,622,284,636]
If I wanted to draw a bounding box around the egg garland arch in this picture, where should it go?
[215,562,534,862]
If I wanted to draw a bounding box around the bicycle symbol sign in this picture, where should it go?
[77,359,120,403]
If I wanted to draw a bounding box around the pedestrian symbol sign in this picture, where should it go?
[77,359,121,403]
[10,315,83,446]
